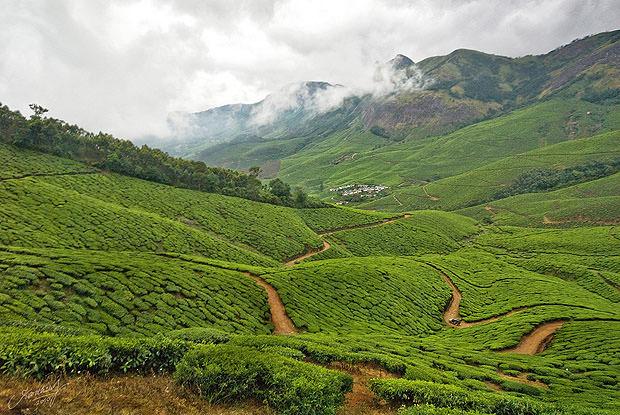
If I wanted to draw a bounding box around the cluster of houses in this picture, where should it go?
[329,184,388,198]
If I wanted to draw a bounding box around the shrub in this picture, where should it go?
[165,327,231,344]
[0,329,189,379]
[174,345,352,415]
[398,404,492,414]
[370,379,483,411]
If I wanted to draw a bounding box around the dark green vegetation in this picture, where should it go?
[175,345,352,415]
[1,30,620,415]
[0,103,317,207]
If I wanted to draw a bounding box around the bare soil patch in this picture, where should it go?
[244,273,297,335]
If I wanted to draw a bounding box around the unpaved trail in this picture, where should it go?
[503,320,564,355]
[422,185,440,201]
[497,371,549,388]
[244,272,297,335]
[284,241,331,266]
[284,214,413,267]
[329,363,397,415]
[392,194,403,206]
[428,263,565,355]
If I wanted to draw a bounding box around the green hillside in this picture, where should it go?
[282,99,618,199]
[362,128,620,212]
[1,31,620,415]
[1,137,619,414]
[458,172,620,227]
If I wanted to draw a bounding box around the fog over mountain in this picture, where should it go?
[1,0,619,139]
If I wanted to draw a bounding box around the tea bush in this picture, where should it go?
[174,344,353,415]
[0,328,189,379]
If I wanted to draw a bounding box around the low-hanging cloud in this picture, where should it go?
[0,0,618,139]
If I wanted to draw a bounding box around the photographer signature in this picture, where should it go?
[7,378,67,410]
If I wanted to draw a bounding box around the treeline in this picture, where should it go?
[494,158,620,199]
[0,103,321,207]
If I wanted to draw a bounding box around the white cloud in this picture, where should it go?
[0,0,617,139]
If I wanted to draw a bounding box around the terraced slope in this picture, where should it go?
[280,99,620,196]
[363,129,620,212]
[458,172,620,226]
[0,247,272,336]
[312,210,478,259]
[1,142,620,413]
[39,172,323,262]
[261,257,451,335]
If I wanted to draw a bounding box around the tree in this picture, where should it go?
[29,104,48,118]
[292,187,308,207]
[248,166,261,177]
[269,178,291,198]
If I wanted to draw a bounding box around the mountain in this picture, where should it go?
[1,29,620,415]
[155,30,619,182]
[1,130,620,414]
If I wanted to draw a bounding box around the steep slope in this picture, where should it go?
[165,30,619,182]
[361,128,620,212]
[281,98,619,196]
[458,172,620,227]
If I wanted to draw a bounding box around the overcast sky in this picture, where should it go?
[0,0,618,138]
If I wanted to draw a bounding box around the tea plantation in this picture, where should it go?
[0,140,619,415]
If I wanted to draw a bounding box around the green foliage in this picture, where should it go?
[371,379,594,415]
[296,206,394,232]
[325,211,478,257]
[36,171,323,261]
[493,159,620,199]
[262,257,450,335]
[165,327,231,344]
[174,345,352,415]
[398,405,492,415]
[364,128,620,212]
[0,103,318,207]
[0,328,189,379]
[0,177,276,265]
[0,247,272,336]
[458,173,620,227]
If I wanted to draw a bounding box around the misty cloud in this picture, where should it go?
[0,0,618,139]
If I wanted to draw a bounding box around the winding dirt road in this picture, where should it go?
[428,263,565,354]
[502,321,565,355]
[284,241,331,267]
[244,272,297,335]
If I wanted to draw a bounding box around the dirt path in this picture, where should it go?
[284,241,331,266]
[283,214,413,267]
[244,272,297,335]
[422,185,440,201]
[328,363,397,415]
[428,263,565,354]
[502,321,564,355]
[392,194,403,206]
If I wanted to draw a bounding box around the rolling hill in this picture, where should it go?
[1,30,619,415]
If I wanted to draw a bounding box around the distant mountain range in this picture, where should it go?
[150,30,619,202]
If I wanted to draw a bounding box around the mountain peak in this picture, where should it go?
[389,54,415,70]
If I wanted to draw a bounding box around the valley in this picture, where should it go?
[0,27,619,415]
